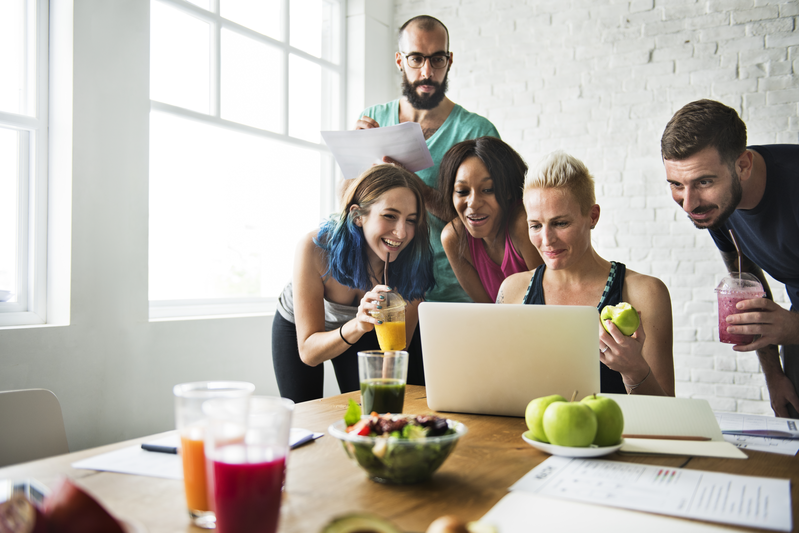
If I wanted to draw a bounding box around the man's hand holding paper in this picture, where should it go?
[321,122,434,180]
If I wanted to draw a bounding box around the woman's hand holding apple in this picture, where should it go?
[599,310,651,387]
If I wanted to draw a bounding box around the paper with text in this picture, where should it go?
[716,412,799,439]
[321,122,433,179]
[511,456,792,531]
[724,433,799,456]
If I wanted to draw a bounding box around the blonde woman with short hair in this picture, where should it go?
[497,152,675,396]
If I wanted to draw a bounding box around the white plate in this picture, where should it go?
[522,431,623,458]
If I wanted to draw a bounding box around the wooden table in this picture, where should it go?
[1,386,798,532]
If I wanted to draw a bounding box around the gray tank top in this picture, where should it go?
[276,281,357,331]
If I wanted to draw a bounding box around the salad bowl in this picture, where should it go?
[328,415,467,484]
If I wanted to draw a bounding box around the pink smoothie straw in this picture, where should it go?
[728,229,742,276]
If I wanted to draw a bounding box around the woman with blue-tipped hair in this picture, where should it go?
[272,164,436,403]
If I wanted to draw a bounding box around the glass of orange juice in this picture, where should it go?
[173,381,255,529]
[370,290,407,351]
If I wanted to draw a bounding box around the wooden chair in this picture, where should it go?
[0,389,70,467]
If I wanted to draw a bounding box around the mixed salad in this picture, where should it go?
[345,400,452,442]
[336,400,463,484]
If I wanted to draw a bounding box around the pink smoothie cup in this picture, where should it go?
[715,273,766,345]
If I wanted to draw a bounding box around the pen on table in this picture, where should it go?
[622,434,712,441]
[141,444,178,454]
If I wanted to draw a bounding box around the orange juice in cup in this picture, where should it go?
[371,291,407,351]
[173,381,254,529]
[180,432,209,512]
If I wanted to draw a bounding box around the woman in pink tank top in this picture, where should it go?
[439,137,543,302]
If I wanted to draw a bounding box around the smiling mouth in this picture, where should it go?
[382,238,402,248]
[466,214,488,223]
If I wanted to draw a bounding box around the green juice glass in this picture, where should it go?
[358,351,408,414]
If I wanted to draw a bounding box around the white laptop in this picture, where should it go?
[419,302,600,417]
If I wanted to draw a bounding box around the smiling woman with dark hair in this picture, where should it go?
[272,164,435,403]
[439,137,542,303]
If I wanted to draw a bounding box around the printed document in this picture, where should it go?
[511,456,792,531]
[716,411,799,438]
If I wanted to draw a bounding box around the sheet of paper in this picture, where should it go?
[511,456,792,532]
[601,394,746,458]
[481,492,735,533]
[321,122,433,179]
[72,430,324,479]
[72,436,182,479]
[715,411,799,438]
[724,433,799,455]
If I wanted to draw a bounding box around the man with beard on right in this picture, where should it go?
[354,15,499,306]
[661,99,799,418]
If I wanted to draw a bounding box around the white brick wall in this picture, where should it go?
[394,0,798,414]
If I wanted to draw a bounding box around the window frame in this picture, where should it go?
[0,0,50,327]
[148,0,346,321]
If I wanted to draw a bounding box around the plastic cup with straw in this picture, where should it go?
[714,229,766,344]
[370,252,408,351]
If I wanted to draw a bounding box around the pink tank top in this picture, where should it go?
[467,228,528,302]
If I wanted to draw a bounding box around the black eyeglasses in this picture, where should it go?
[400,52,451,70]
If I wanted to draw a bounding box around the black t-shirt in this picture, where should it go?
[709,145,799,310]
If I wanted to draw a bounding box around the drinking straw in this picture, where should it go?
[728,229,742,276]
[384,252,389,286]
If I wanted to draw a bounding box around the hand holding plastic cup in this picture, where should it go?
[370,290,408,351]
[203,396,294,533]
[358,350,408,414]
[173,381,255,529]
[715,272,766,344]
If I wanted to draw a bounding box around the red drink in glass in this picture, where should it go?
[211,445,286,533]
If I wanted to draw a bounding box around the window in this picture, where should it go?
[149,0,344,319]
[0,0,48,326]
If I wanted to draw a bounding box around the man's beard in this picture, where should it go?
[689,169,743,230]
[401,69,449,110]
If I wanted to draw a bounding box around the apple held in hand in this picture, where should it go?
[600,302,640,336]
[542,401,597,447]
[525,394,566,443]
[581,394,624,447]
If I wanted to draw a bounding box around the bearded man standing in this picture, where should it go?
[661,99,799,417]
[355,15,500,304]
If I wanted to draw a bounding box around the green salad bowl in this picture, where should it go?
[327,417,467,484]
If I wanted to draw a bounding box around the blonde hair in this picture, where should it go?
[524,151,596,215]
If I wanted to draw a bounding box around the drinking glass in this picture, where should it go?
[203,396,294,533]
[358,351,408,414]
[173,381,255,529]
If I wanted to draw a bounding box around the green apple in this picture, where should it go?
[581,394,624,447]
[542,401,597,447]
[525,394,566,443]
[600,302,640,336]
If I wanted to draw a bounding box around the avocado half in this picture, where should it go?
[322,513,403,533]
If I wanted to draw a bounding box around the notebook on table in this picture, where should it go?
[418,302,600,417]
